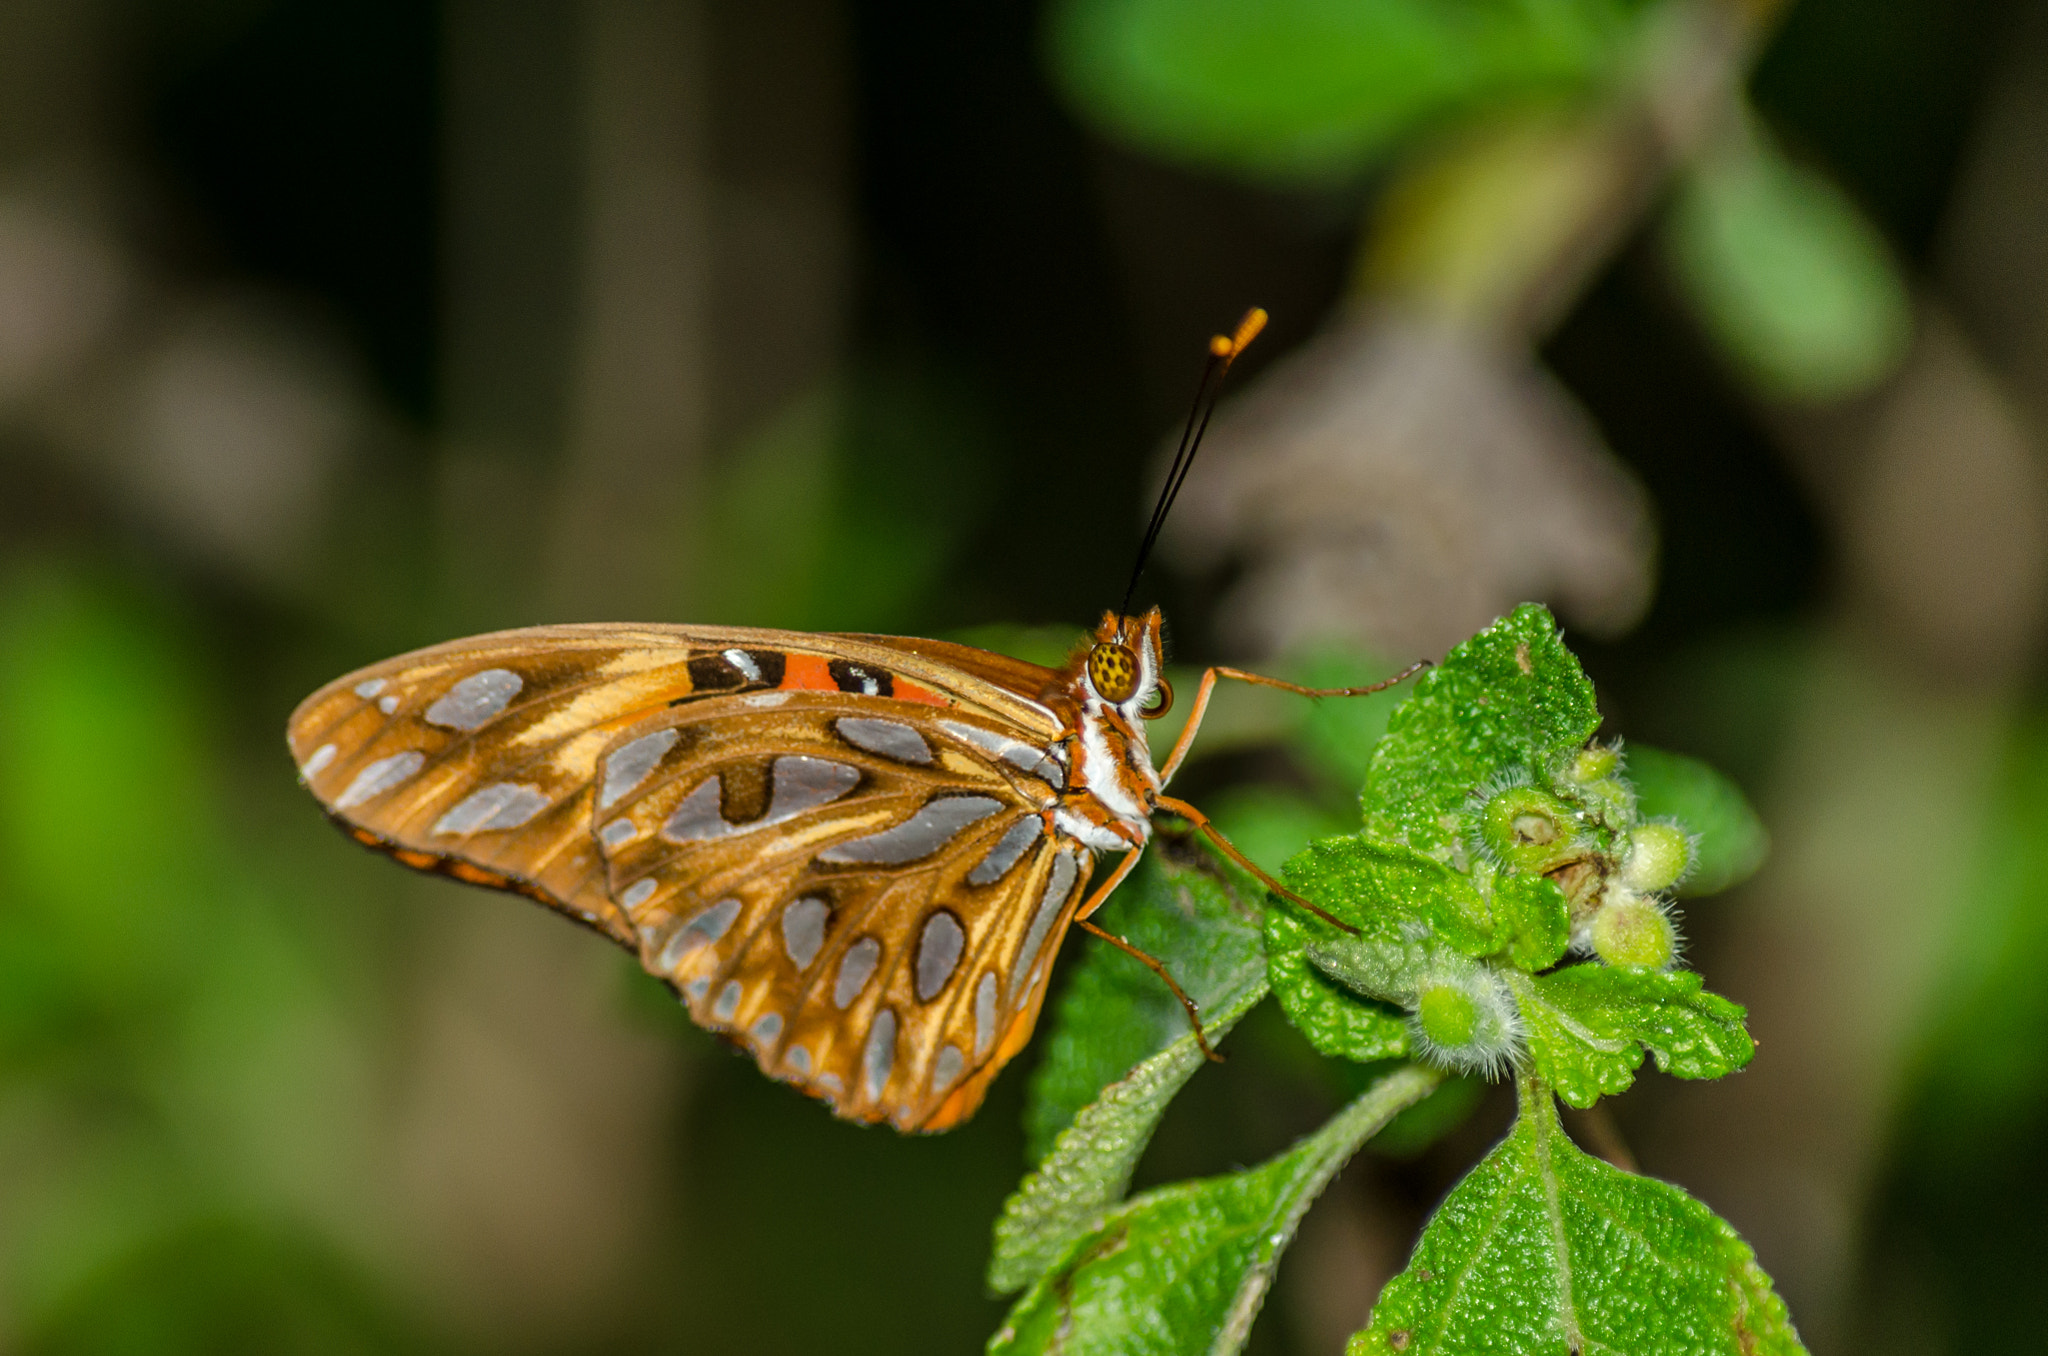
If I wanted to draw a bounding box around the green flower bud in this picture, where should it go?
[1479,784,1581,872]
[1622,822,1692,892]
[1417,983,1480,1048]
[1590,893,1678,970]
[1408,968,1523,1076]
[1566,745,1619,783]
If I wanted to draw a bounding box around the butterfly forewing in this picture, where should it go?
[287,623,1089,1129]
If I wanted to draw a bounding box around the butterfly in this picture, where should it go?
[287,310,1416,1131]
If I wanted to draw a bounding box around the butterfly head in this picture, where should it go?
[1086,608,1173,720]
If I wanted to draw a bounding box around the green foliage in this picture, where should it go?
[988,976,1267,1294]
[991,606,1796,1353]
[1047,0,1647,184]
[1494,871,1571,971]
[1628,745,1770,896]
[1021,846,1267,1162]
[1663,116,1912,404]
[992,1066,1444,1356]
[1363,603,1601,856]
[1512,966,1753,1108]
[1353,1084,1802,1356]
[0,560,440,1351]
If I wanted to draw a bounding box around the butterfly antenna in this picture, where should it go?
[1121,308,1268,618]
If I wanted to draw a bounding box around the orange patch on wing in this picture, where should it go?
[894,678,949,707]
[778,652,836,692]
[394,849,438,870]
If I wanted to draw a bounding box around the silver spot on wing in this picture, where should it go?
[833,936,881,1009]
[424,668,522,730]
[600,728,679,809]
[619,877,658,910]
[939,720,1066,789]
[915,910,965,1002]
[713,981,742,1022]
[817,795,1001,865]
[658,897,742,969]
[973,973,999,1058]
[833,717,933,765]
[661,776,726,842]
[967,816,1042,885]
[723,648,762,682]
[863,1008,897,1101]
[379,695,399,714]
[785,1045,812,1076]
[432,782,549,835]
[781,896,830,970]
[768,755,861,820]
[300,743,337,777]
[599,817,637,848]
[334,750,425,808]
[1011,850,1079,995]
[354,678,386,699]
[932,1044,965,1093]
[750,1012,783,1044]
[818,1072,843,1097]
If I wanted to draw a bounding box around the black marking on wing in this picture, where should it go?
[828,659,893,697]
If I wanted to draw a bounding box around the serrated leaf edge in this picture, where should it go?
[992,1064,1445,1356]
[988,977,1270,1295]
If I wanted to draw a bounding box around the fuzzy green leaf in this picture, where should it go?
[1263,905,1413,1064]
[992,1065,1444,1356]
[989,978,1268,1295]
[1363,604,1601,857]
[1023,845,1267,1162]
[1287,835,1497,961]
[1265,836,1501,1062]
[1351,1086,1805,1355]
[1627,745,1769,897]
[1511,966,1754,1108]
[1494,871,1571,971]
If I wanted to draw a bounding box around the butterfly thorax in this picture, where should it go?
[1044,609,1169,854]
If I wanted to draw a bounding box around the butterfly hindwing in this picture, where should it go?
[287,624,1096,1129]
[586,692,1092,1128]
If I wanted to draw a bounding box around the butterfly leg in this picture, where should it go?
[1067,847,1223,1062]
[1076,917,1223,1063]
[1152,793,1362,937]
[1157,660,1430,784]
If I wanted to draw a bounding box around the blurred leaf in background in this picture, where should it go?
[1662,118,1914,404]
[0,557,428,1352]
[1048,0,1650,184]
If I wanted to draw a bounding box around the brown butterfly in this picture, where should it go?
[287,311,1416,1131]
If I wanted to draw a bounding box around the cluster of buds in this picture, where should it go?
[1387,743,1696,1072]
[1478,743,1696,971]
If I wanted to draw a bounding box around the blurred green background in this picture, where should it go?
[1,0,2044,1351]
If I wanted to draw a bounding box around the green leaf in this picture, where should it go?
[1663,116,1912,404]
[1351,1084,1805,1355]
[992,1064,1444,1356]
[1023,845,1267,1162]
[1047,0,1641,185]
[1266,836,1505,1062]
[1286,836,1497,963]
[988,978,1268,1295]
[1510,965,1754,1108]
[1494,871,1571,971]
[1364,604,1601,857]
[1263,904,1413,1065]
[1627,745,1769,897]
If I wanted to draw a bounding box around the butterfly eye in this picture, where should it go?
[1139,675,1174,720]
[1087,642,1140,704]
